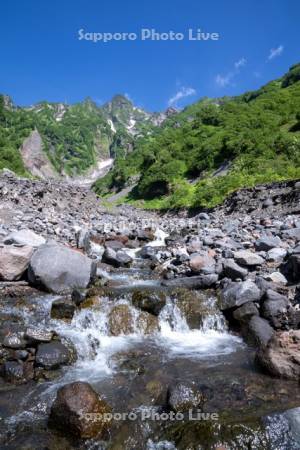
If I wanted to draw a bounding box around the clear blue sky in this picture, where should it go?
[0,0,299,111]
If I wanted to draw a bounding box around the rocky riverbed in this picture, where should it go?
[0,170,300,449]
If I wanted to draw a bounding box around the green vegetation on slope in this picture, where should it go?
[93,63,300,208]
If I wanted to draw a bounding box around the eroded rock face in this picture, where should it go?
[0,245,33,281]
[28,241,95,293]
[256,330,300,380]
[49,381,111,438]
[20,130,57,179]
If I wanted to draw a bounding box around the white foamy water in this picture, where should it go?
[157,296,242,358]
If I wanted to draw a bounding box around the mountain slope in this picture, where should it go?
[93,63,300,209]
[0,95,167,179]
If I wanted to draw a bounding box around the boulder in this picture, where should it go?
[28,241,95,293]
[49,381,111,438]
[222,259,248,281]
[35,341,72,369]
[245,316,274,348]
[0,245,33,281]
[255,236,282,252]
[219,280,261,310]
[256,330,300,379]
[4,229,45,248]
[233,250,264,267]
[233,302,259,323]
[132,290,166,316]
[167,382,204,412]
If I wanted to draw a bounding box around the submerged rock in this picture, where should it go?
[49,381,111,438]
[167,382,205,412]
[51,297,76,320]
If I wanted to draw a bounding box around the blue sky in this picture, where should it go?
[0,0,299,111]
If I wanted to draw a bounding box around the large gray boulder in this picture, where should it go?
[28,241,95,293]
[4,229,45,248]
[0,245,33,281]
[219,280,261,310]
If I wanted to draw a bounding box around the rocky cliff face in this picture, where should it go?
[19,130,57,179]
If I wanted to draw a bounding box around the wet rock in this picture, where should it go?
[233,250,264,267]
[51,297,76,320]
[4,229,45,248]
[2,360,34,384]
[233,302,259,323]
[146,379,168,405]
[49,381,111,438]
[28,240,96,293]
[175,289,216,329]
[72,288,87,306]
[245,316,274,348]
[35,341,72,369]
[136,311,159,334]
[132,290,166,316]
[222,259,248,281]
[25,327,54,344]
[219,280,261,310]
[3,332,26,349]
[0,245,33,281]
[255,236,282,251]
[256,330,300,379]
[108,304,134,336]
[167,382,205,412]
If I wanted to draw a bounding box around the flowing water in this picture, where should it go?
[1,250,300,448]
